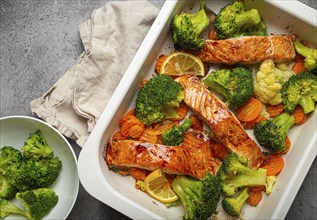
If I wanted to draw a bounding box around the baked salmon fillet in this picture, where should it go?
[175,75,264,169]
[105,139,220,179]
[195,35,296,65]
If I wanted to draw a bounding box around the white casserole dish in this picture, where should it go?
[78,0,317,219]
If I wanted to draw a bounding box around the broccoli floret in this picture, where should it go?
[162,118,192,146]
[0,146,22,174]
[216,153,267,196]
[294,39,317,74]
[281,71,317,114]
[265,176,277,195]
[5,157,62,192]
[254,113,295,153]
[214,1,267,39]
[21,130,53,160]
[222,187,249,217]
[171,0,209,50]
[172,173,220,220]
[0,173,17,200]
[135,74,184,126]
[16,188,58,220]
[0,199,26,219]
[203,66,254,109]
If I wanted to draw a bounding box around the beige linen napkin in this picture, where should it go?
[30,1,159,147]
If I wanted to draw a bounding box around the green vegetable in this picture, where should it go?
[171,0,209,50]
[22,130,53,160]
[214,1,267,39]
[0,198,26,219]
[0,146,22,174]
[5,157,62,192]
[265,176,277,195]
[203,66,254,109]
[162,118,192,146]
[0,173,17,200]
[135,74,184,126]
[254,59,293,105]
[16,188,58,220]
[172,173,220,220]
[222,187,249,217]
[294,39,317,74]
[281,71,317,114]
[216,153,267,196]
[254,112,295,153]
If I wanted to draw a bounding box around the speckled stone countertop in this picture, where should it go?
[1,0,316,219]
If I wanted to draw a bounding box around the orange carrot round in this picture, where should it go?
[291,106,307,125]
[246,190,263,206]
[249,185,265,192]
[138,129,158,144]
[278,136,291,155]
[112,131,127,141]
[189,114,204,131]
[266,103,284,118]
[260,154,284,176]
[292,61,307,74]
[236,98,263,122]
[243,115,267,129]
[155,54,167,74]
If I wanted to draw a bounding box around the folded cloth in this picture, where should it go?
[30,1,159,147]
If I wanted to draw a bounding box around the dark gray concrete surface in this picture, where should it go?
[1,0,316,219]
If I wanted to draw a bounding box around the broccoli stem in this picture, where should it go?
[235,9,261,30]
[180,118,193,131]
[272,113,295,135]
[187,9,209,35]
[294,39,314,58]
[299,96,315,114]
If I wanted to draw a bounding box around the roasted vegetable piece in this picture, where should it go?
[162,118,192,146]
[0,173,17,200]
[203,66,254,109]
[254,113,295,153]
[16,188,58,220]
[0,198,26,219]
[216,153,267,196]
[222,187,249,217]
[171,0,209,50]
[0,146,22,174]
[214,1,267,39]
[172,173,221,220]
[135,74,184,126]
[281,71,317,114]
[294,39,317,74]
[5,157,62,192]
[21,130,53,160]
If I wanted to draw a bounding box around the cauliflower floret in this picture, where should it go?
[254,59,293,105]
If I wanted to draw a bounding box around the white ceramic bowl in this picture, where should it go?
[0,115,79,219]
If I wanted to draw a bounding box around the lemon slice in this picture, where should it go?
[144,169,178,203]
[160,51,205,76]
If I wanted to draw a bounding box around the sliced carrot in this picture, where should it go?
[266,103,284,118]
[236,98,263,122]
[249,185,265,192]
[128,124,145,139]
[278,136,291,155]
[119,114,138,127]
[291,106,307,125]
[246,190,263,206]
[138,129,158,144]
[112,131,127,141]
[182,130,205,148]
[260,154,284,176]
[189,114,204,131]
[120,117,144,137]
[243,115,267,130]
[172,103,188,121]
[155,54,167,74]
[210,142,229,160]
[208,28,217,40]
[152,121,178,135]
[292,60,307,74]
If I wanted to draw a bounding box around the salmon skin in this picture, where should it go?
[175,75,264,169]
[105,140,220,179]
[195,35,296,65]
